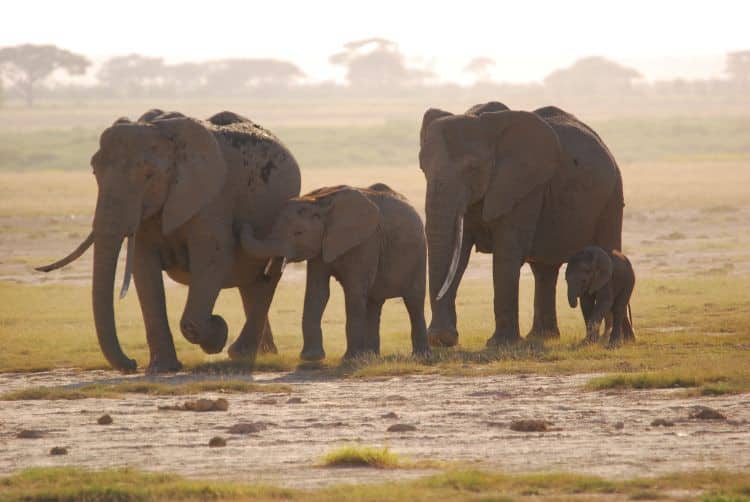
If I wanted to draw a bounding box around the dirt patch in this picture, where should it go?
[0,370,749,488]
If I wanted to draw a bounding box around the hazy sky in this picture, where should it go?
[3,0,748,83]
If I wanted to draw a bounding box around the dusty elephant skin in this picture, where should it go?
[420,102,624,348]
[242,184,430,360]
[565,246,636,346]
[36,110,301,374]
[1,371,748,488]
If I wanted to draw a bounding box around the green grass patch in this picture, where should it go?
[587,370,750,396]
[0,379,291,401]
[320,445,402,469]
[2,467,749,501]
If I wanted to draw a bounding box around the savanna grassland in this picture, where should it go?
[0,98,749,496]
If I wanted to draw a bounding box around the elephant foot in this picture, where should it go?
[486,330,521,348]
[259,338,278,355]
[427,327,459,347]
[181,315,228,354]
[526,326,561,340]
[300,346,326,361]
[227,340,257,361]
[607,336,623,349]
[146,355,183,375]
[412,345,432,359]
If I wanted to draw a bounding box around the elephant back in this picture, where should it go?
[208,113,301,236]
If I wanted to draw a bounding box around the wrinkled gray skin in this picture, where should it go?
[242,184,431,360]
[38,110,300,373]
[565,246,635,347]
[421,101,624,347]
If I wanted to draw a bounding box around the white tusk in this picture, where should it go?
[279,257,287,275]
[119,236,134,300]
[263,258,274,276]
[436,215,463,301]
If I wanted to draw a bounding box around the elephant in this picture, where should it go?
[241,184,431,360]
[37,109,301,373]
[420,101,624,347]
[565,246,635,347]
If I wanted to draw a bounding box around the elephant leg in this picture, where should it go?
[607,299,627,349]
[427,232,473,347]
[342,284,368,359]
[527,262,561,339]
[405,290,430,357]
[579,294,597,344]
[179,245,229,354]
[487,255,524,347]
[133,238,181,374]
[365,299,384,355]
[300,259,330,361]
[228,262,282,360]
[622,309,636,342]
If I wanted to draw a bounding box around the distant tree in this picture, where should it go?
[330,38,433,88]
[544,56,641,94]
[163,62,207,94]
[98,54,166,96]
[0,44,90,106]
[726,50,750,86]
[463,57,495,82]
[203,58,305,93]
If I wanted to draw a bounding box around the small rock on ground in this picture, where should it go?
[510,419,551,432]
[49,446,68,456]
[17,429,44,439]
[381,412,399,419]
[614,422,625,430]
[689,406,726,420]
[286,397,303,404]
[159,398,229,412]
[97,414,113,425]
[651,418,675,427]
[208,436,227,447]
[387,423,416,432]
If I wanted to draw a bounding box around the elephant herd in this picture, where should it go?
[39,102,635,374]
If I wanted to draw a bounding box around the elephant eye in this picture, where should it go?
[293,230,304,237]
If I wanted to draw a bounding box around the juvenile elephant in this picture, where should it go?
[38,110,301,373]
[565,246,635,347]
[420,102,624,347]
[241,184,431,360]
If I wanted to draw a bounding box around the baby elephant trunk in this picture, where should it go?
[567,285,579,309]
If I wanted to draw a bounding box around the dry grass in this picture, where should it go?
[1,467,749,501]
[0,379,291,401]
[320,445,402,469]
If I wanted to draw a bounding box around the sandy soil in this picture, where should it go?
[1,370,748,487]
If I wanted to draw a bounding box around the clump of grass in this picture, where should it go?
[587,371,748,396]
[320,445,401,469]
[0,379,291,401]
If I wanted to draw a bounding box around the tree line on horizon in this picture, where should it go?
[1,38,749,107]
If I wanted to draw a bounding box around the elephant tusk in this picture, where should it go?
[35,231,95,272]
[263,258,274,277]
[119,236,134,300]
[436,215,463,301]
[280,257,287,275]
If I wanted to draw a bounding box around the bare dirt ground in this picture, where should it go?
[1,370,748,488]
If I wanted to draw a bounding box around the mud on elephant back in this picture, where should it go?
[419,101,625,348]
[37,109,301,374]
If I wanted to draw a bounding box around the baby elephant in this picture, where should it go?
[241,184,431,360]
[565,246,635,347]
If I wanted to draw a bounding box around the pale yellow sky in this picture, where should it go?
[2,0,748,82]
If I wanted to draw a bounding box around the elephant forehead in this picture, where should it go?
[100,124,161,151]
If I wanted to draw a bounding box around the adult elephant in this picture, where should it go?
[421,101,624,347]
[38,110,301,373]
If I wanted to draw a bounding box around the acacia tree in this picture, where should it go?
[544,56,641,94]
[726,50,750,87]
[330,38,433,88]
[97,54,166,97]
[0,44,90,106]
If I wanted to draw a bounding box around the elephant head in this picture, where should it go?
[241,186,380,264]
[419,106,565,305]
[37,111,227,372]
[564,246,613,308]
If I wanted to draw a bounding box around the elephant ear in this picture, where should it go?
[588,247,613,293]
[478,110,563,222]
[420,108,453,148]
[153,117,227,235]
[322,189,380,263]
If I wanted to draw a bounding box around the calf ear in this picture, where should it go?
[322,189,380,263]
[588,247,613,293]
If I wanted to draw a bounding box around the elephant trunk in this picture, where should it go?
[241,225,288,259]
[426,185,463,304]
[92,233,137,373]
